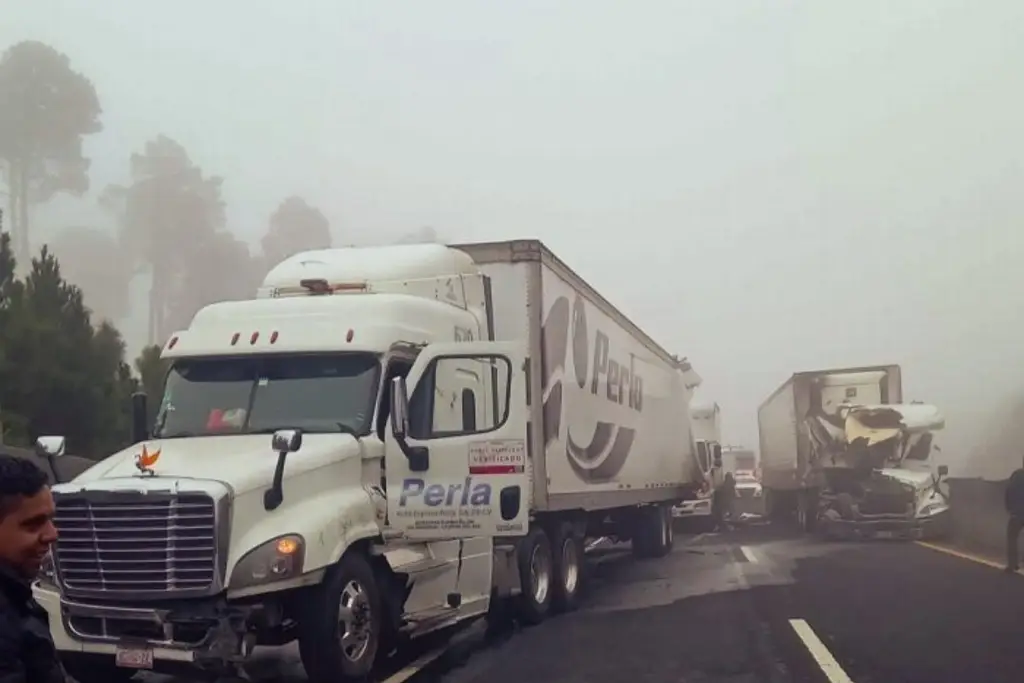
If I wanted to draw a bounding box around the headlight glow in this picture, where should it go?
[229,534,305,590]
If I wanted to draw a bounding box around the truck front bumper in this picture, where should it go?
[32,581,271,674]
[820,508,951,541]
[672,499,713,518]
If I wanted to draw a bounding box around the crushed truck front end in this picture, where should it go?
[810,403,950,540]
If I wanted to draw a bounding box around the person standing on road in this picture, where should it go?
[0,454,65,682]
[713,471,737,531]
[1004,456,1024,573]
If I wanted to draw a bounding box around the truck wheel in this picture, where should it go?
[652,505,674,557]
[298,551,382,683]
[798,491,819,533]
[61,654,138,683]
[550,521,584,613]
[516,527,554,625]
[632,506,672,559]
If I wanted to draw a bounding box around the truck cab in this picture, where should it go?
[33,244,533,683]
[671,401,723,527]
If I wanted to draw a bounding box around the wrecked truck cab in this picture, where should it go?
[809,403,950,540]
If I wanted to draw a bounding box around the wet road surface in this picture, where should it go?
[110,522,1024,683]
[434,523,1024,683]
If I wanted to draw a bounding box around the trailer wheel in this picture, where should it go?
[797,490,819,533]
[550,521,584,613]
[298,551,382,683]
[653,505,674,557]
[632,506,672,559]
[516,526,554,625]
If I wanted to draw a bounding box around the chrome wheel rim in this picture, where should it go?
[338,579,372,662]
[530,544,551,604]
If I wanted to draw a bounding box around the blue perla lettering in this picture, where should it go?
[399,478,493,507]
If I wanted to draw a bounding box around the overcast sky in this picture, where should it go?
[4,0,1023,475]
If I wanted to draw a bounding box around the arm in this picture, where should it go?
[0,617,27,683]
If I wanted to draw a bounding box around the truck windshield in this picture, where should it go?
[153,353,380,438]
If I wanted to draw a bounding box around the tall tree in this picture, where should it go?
[46,226,132,324]
[260,196,331,267]
[0,41,103,264]
[101,135,226,344]
[0,239,136,455]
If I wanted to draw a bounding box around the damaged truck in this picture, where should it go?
[757,364,950,540]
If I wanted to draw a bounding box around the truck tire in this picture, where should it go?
[61,654,138,683]
[797,490,819,533]
[653,505,674,557]
[515,526,554,625]
[298,551,382,683]
[632,505,672,559]
[550,521,585,613]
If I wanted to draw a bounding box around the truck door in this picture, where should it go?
[385,341,529,540]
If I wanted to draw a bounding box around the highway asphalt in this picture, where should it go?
[104,521,1024,683]
[427,522,1024,683]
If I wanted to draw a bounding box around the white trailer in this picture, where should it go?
[758,364,949,540]
[34,240,704,683]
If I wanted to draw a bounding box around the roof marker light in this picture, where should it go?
[167,336,179,350]
[231,333,240,346]
[270,331,279,344]
[250,331,260,345]
[346,329,354,343]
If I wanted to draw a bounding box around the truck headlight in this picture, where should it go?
[229,535,305,590]
[918,503,948,517]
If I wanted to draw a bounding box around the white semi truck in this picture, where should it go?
[33,240,704,683]
[758,364,950,540]
[671,401,722,526]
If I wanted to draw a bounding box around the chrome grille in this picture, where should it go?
[53,492,217,596]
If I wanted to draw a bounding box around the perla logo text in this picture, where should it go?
[399,477,492,507]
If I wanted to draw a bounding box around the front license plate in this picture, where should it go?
[115,645,154,669]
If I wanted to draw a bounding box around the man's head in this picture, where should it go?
[0,454,57,579]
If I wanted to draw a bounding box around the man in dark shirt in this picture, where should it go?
[713,472,737,531]
[1004,457,1024,573]
[0,454,65,683]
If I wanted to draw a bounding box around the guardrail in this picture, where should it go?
[947,477,1007,559]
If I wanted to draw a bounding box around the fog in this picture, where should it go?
[3,0,1023,477]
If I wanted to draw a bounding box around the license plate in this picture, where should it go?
[115,645,154,670]
[875,531,895,539]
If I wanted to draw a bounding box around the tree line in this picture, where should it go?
[0,39,439,458]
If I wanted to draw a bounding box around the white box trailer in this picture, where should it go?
[458,240,705,511]
[35,239,704,683]
[758,364,950,539]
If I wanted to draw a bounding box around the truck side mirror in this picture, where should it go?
[271,429,302,454]
[131,391,149,444]
[712,443,723,468]
[389,376,429,472]
[35,436,66,458]
[937,465,949,478]
[390,376,411,439]
[265,429,303,512]
[35,436,66,485]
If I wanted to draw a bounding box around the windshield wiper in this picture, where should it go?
[155,430,199,439]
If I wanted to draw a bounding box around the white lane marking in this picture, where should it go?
[739,545,759,563]
[789,619,855,683]
[689,532,707,545]
[380,644,449,683]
